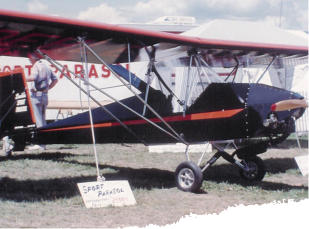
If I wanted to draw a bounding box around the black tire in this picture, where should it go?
[239,156,266,181]
[175,161,203,192]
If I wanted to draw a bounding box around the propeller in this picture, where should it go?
[271,99,308,112]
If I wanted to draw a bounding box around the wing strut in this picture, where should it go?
[127,41,132,88]
[80,39,104,182]
[224,56,239,83]
[37,50,148,145]
[182,51,222,115]
[183,54,194,116]
[80,40,188,145]
[256,56,277,83]
[146,47,183,102]
[37,46,188,146]
[143,58,153,116]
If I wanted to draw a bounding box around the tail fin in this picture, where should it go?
[0,69,35,138]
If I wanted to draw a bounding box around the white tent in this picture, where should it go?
[182,19,308,47]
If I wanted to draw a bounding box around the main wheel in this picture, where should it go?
[175,161,203,192]
[239,156,266,181]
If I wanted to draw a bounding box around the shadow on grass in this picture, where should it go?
[0,152,175,202]
[0,152,87,162]
[203,157,307,192]
[0,152,307,202]
[0,167,175,202]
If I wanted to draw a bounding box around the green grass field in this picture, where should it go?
[0,143,308,227]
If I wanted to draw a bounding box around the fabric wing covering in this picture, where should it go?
[0,9,307,67]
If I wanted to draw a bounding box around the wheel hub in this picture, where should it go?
[178,168,195,189]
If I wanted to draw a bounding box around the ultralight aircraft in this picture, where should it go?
[0,10,308,192]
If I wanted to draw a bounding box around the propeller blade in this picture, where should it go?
[271,99,308,112]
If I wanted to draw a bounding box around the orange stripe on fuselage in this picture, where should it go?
[40,108,243,133]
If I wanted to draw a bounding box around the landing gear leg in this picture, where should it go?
[175,141,268,192]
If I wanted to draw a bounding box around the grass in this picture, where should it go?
[0,143,308,227]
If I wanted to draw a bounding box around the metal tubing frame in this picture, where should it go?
[197,54,223,83]
[193,56,206,91]
[212,141,245,169]
[81,40,188,145]
[256,55,277,83]
[224,56,239,83]
[149,62,183,105]
[38,50,184,145]
[197,142,211,167]
[127,42,132,87]
[182,53,215,116]
[142,46,154,115]
[187,62,199,100]
[195,55,213,85]
[183,55,193,116]
[143,70,152,116]
[199,140,247,172]
[39,51,147,145]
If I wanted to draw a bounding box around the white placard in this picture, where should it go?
[294,155,308,176]
[77,180,136,208]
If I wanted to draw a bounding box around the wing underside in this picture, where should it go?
[0,9,307,67]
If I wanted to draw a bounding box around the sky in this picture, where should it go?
[0,0,307,31]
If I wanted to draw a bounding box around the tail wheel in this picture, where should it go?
[239,156,266,181]
[175,161,203,192]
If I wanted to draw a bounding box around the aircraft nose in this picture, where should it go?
[246,84,306,122]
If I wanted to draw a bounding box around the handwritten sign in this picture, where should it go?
[77,180,136,208]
